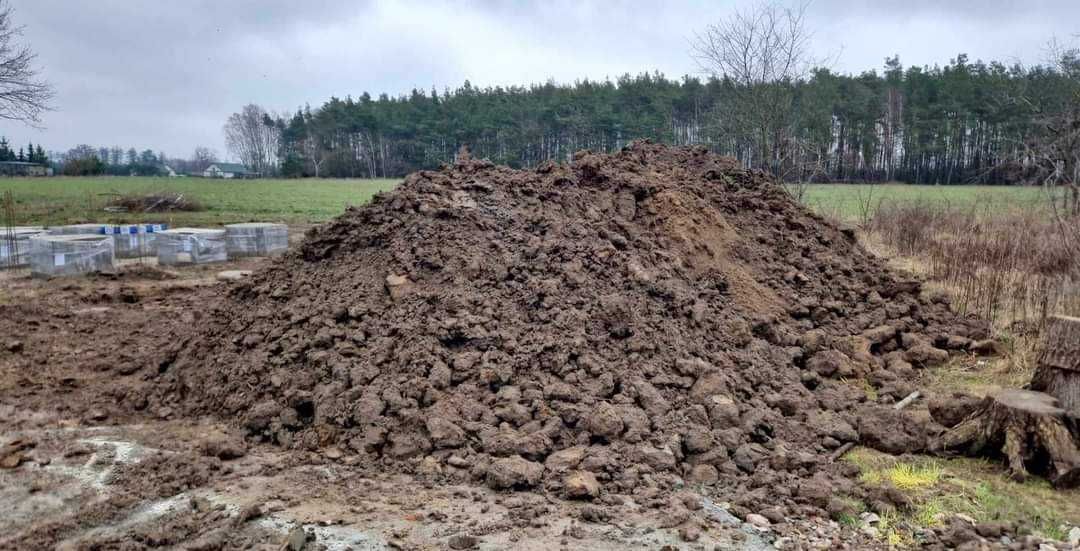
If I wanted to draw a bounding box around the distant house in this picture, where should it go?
[0,161,48,177]
[203,163,258,179]
[163,165,180,177]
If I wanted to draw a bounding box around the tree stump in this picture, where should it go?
[1031,315,1080,415]
[935,389,1080,488]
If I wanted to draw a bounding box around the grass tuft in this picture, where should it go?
[886,462,943,491]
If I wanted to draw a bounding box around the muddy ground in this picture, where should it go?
[0,252,878,550]
[4,139,1075,550]
[5,140,1078,550]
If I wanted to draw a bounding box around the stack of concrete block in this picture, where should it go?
[28,234,115,278]
[225,223,288,258]
[157,228,228,265]
[102,223,169,258]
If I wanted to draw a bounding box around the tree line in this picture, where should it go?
[0,137,46,164]
[45,144,220,176]
[223,53,1078,185]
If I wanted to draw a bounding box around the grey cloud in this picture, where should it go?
[3,0,1076,158]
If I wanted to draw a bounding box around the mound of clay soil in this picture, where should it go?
[153,142,986,514]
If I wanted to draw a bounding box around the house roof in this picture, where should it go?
[0,161,43,166]
[209,162,252,173]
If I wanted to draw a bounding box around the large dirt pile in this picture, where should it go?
[154,142,986,513]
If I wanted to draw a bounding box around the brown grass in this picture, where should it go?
[870,199,1080,335]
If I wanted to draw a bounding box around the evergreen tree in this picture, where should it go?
[262,57,1076,183]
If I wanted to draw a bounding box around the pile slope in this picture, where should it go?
[155,142,985,515]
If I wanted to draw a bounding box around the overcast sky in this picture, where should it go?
[6,0,1078,160]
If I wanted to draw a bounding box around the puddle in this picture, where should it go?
[43,436,160,490]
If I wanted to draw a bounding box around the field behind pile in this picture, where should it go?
[803,183,1049,221]
[0,176,399,227]
[1,177,1055,228]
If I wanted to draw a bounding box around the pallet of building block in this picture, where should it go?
[157,228,227,265]
[225,223,288,258]
[28,234,115,278]
[101,223,169,258]
[1,227,44,268]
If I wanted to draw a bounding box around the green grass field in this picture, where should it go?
[802,183,1050,221]
[0,176,399,227]
[0,177,1058,228]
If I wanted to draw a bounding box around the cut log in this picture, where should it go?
[1031,315,1080,414]
[934,389,1080,488]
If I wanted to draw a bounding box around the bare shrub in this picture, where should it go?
[871,200,1080,337]
[853,181,881,230]
[870,200,952,256]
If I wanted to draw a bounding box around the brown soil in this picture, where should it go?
[13,144,1064,548]
[150,142,986,520]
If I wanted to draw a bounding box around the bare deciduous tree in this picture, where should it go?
[300,121,328,178]
[190,146,218,173]
[0,0,53,125]
[224,104,280,176]
[1020,39,1080,217]
[691,1,816,185]
[1028,104,1080,216]
[691,1,814,87]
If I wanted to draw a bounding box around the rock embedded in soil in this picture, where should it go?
[447,534,478,550]
[199,431,247,460]
[152,141,987,515]
[687,463,719,485]
[678,523,702,542]
[216,270,252,282]
[285,526,308,551]
[563,470,601,499]
[744,513,772,530]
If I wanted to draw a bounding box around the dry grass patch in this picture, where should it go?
[869,199,1080,335]
[924,355,1035,398]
